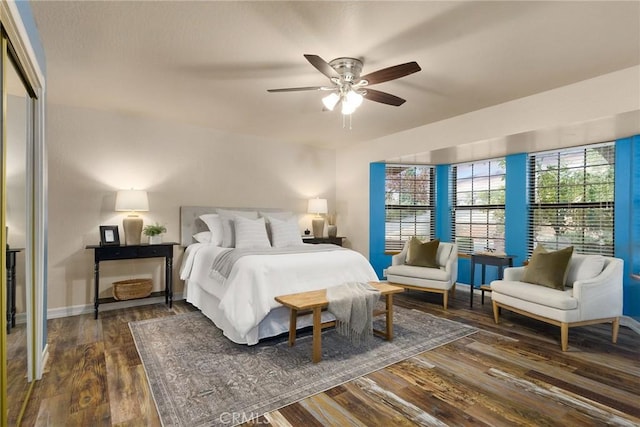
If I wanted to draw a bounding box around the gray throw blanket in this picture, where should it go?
[326,282,381,345]
[210,244,344,281]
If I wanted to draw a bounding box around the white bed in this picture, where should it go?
[179,206,379,345]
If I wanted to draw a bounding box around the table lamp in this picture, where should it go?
[308,198,327,238]
[115,189,149,245]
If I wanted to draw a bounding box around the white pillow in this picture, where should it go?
[216,209,259,248]
[564,254,605,286]
[268,216,303,248]
[192,231,212,244]
[198,214,223,246]
[234,216,271,249]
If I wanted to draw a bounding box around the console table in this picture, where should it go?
[6,248,23,334]
[469,253,514,308]
[85,243,178,319]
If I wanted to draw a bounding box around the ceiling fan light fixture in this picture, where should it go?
[341,90,364,115]
[322,92,340,111]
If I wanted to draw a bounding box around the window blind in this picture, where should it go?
[451,158,506,255]
[528,142,615,256]
[384,164,435,252]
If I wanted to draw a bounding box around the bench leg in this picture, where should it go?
[312,307,322,363]
[288,308,298,346]
[385,294,394,341]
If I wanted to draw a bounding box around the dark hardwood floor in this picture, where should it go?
[20,287,640,426]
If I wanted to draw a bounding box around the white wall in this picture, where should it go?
[336,66,640,257]
[47,104,336,311]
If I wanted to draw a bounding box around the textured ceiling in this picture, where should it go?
[31,1,640,149]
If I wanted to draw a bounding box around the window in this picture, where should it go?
[529,143,615,256]
[384,164,435,252]
[452,158,506,255]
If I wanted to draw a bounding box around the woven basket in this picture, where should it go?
[112,278,153,301]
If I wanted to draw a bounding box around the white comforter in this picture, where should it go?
[180,243,379,339]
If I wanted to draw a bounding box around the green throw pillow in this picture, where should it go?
[522,245,574,290]
[406,238,440,268]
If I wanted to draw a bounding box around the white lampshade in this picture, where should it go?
[308,198,328,215]
[115,190,149,212]
[341,90,363,115]
[322,92,340,111]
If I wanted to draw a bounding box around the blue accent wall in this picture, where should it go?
[369,162,389,278]
[505,153,529,266]
[615,136,640,316]
[435,164,451,241]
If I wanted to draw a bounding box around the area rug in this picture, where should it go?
[130,307,477,427]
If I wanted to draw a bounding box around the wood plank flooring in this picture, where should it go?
[19,288,640,426]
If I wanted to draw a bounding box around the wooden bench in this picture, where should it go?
[274,282,404,363]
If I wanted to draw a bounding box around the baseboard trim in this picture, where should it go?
[46,293,184,320]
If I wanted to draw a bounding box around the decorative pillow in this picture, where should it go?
[198,214,223,246]
[268,216,303,248]
[216,209,259,248]
[192,231,212,244]
[406,237,440,268]
[564,254,605,287]
[234,216,271,249]
[522,245,574,290]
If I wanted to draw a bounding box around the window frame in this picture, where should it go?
[528,142,615,257]
[384,164,435,252]
[451,157,506,255]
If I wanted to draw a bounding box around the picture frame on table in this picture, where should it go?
[100,225,120,246]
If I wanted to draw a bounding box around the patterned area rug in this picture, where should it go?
[130,306,477,427]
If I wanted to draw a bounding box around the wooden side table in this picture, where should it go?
[85,243,178,318]
[469,253,514,308]
[6,248,23,334]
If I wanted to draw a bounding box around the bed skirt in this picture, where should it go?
[184,279,335,345]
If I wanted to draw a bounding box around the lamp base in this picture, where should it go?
[123,215,143,245]
[312,218,325,238]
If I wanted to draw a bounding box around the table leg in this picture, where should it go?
[470,258,475,308]
[386,294,394,341]
[288,309,297,346]
[94,260,100,319]
[312,307,322,363]
[166,256,173,308]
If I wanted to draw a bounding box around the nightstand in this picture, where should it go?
[302,236,344,246]
[85,243,178,318]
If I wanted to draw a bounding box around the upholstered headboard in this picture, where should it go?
[179,206,294,247]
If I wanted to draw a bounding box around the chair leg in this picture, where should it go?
[450,283,456,297]
[443,290,448,310]
[612,317,620,344]
[560,322,569,351]
[492,300,499,324]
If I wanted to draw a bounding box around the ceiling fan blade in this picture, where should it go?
[363,89,406,106]
[304,54,341,80]
[267,86,326,93]
[359,61,421,86]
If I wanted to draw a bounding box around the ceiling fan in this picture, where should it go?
[267,54,421,115]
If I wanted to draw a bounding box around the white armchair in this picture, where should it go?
[386,241,458,309]
[490,255,623,351]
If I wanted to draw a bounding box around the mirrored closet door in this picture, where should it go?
[1,29,37,426]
